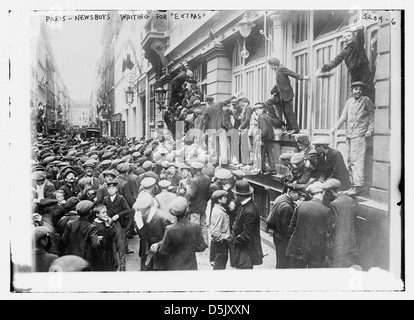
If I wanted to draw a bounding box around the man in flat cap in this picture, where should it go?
[155,180,178,223]
[32,170,56,203]
[323,179,357,268]
[209,190,231,270]
[158,196,207,270]
[266,186,301,269]
[187,161,212,245]
[58,169,81,200]
[286,181,334,268]
[60,200,100,264]
[33,226,58,272]
[312,138,352,192]
[267,57,310,135]
[133,191,172,271]
[165,162,181,193]
[331,81,375,197]
[286,152,312,191]
[102,181,131,271]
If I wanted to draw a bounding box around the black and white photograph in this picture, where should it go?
[2,0,410,300]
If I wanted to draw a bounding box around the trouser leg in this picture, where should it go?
[282,100,299,131]
[348,136,366,187]
[114,221,126,270]
[273,236,292,269]
[213,240,229,270]
[266,140,277,172]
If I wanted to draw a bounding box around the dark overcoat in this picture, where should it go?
[286,198,333,267]
[159,217,207,270]
[231,199,263,267]
[318,148,352,191]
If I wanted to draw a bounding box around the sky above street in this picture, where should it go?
[46,12,106,102]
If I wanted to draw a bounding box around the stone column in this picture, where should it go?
[204,43,232,101]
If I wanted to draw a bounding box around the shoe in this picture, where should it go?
[286,129,300,135]
[125,249,135,254]
[346,186,363,197]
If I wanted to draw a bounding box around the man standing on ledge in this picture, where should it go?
[266,57,310,135]
[331,81,375,196]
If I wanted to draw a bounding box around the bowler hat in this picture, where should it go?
[169,196,188,217]
[232,180,254,196]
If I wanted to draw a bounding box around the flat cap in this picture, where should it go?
[141,177,156,189]
[37,198,59,209]
[169,196,188,217]
[33,226,50,242]
[133,192,154,211]
[117,162,131,173]
[323,178,342,191]
[143,160,154,170]
[78,177,93,188]
[308,149,319,158]
[57,161,71,168]
[190,161,204,170]
[32,171,46,180]
[82,161,96,168]
[351,81,367,89]
[157,147,167,154]
[107,181,119,188]
[100,159,112,166]
[279,153,294,161]
[165,154,175,163]
[232,169,246,180]
[305,181,325,194]
[102,170,117,178]
[268,57,280,66]
[179,164,192,171]
[158,180,172,189]
[290,153,305,165]
[132,152,141,158]
[161,160,170,169]
[111,159,122,168]
[312,137,330,146]
[89,154,99,160]
[214,168,233,180]
[294,134,310,146]
[49,255,90,272]
[211,190,228,201]
[75,200,94,216]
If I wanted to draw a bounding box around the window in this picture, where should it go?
[149,85,155,123]
[293,52,309,129]
[313,10,359,40]
[293,11,308,44]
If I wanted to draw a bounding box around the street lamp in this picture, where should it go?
[155,86,167,110]
[125,86,134,106]
[238,12,256,59]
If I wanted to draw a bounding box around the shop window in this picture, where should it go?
[313,10,359,40]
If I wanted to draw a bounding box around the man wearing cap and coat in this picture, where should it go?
[313,139,352,192]
[323,179,358,268]
[59,169,81,200]
[286,182,334,268]
[187,162,212,245]
[33,226,58,272]
[231,181,263,269]
[331,81,375,196]
[267,57,310,134]
[155,180,178,223]
[133,192,172,271]
[60,200,100,263]
[158,197,207,270]
[32,170,56,202]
